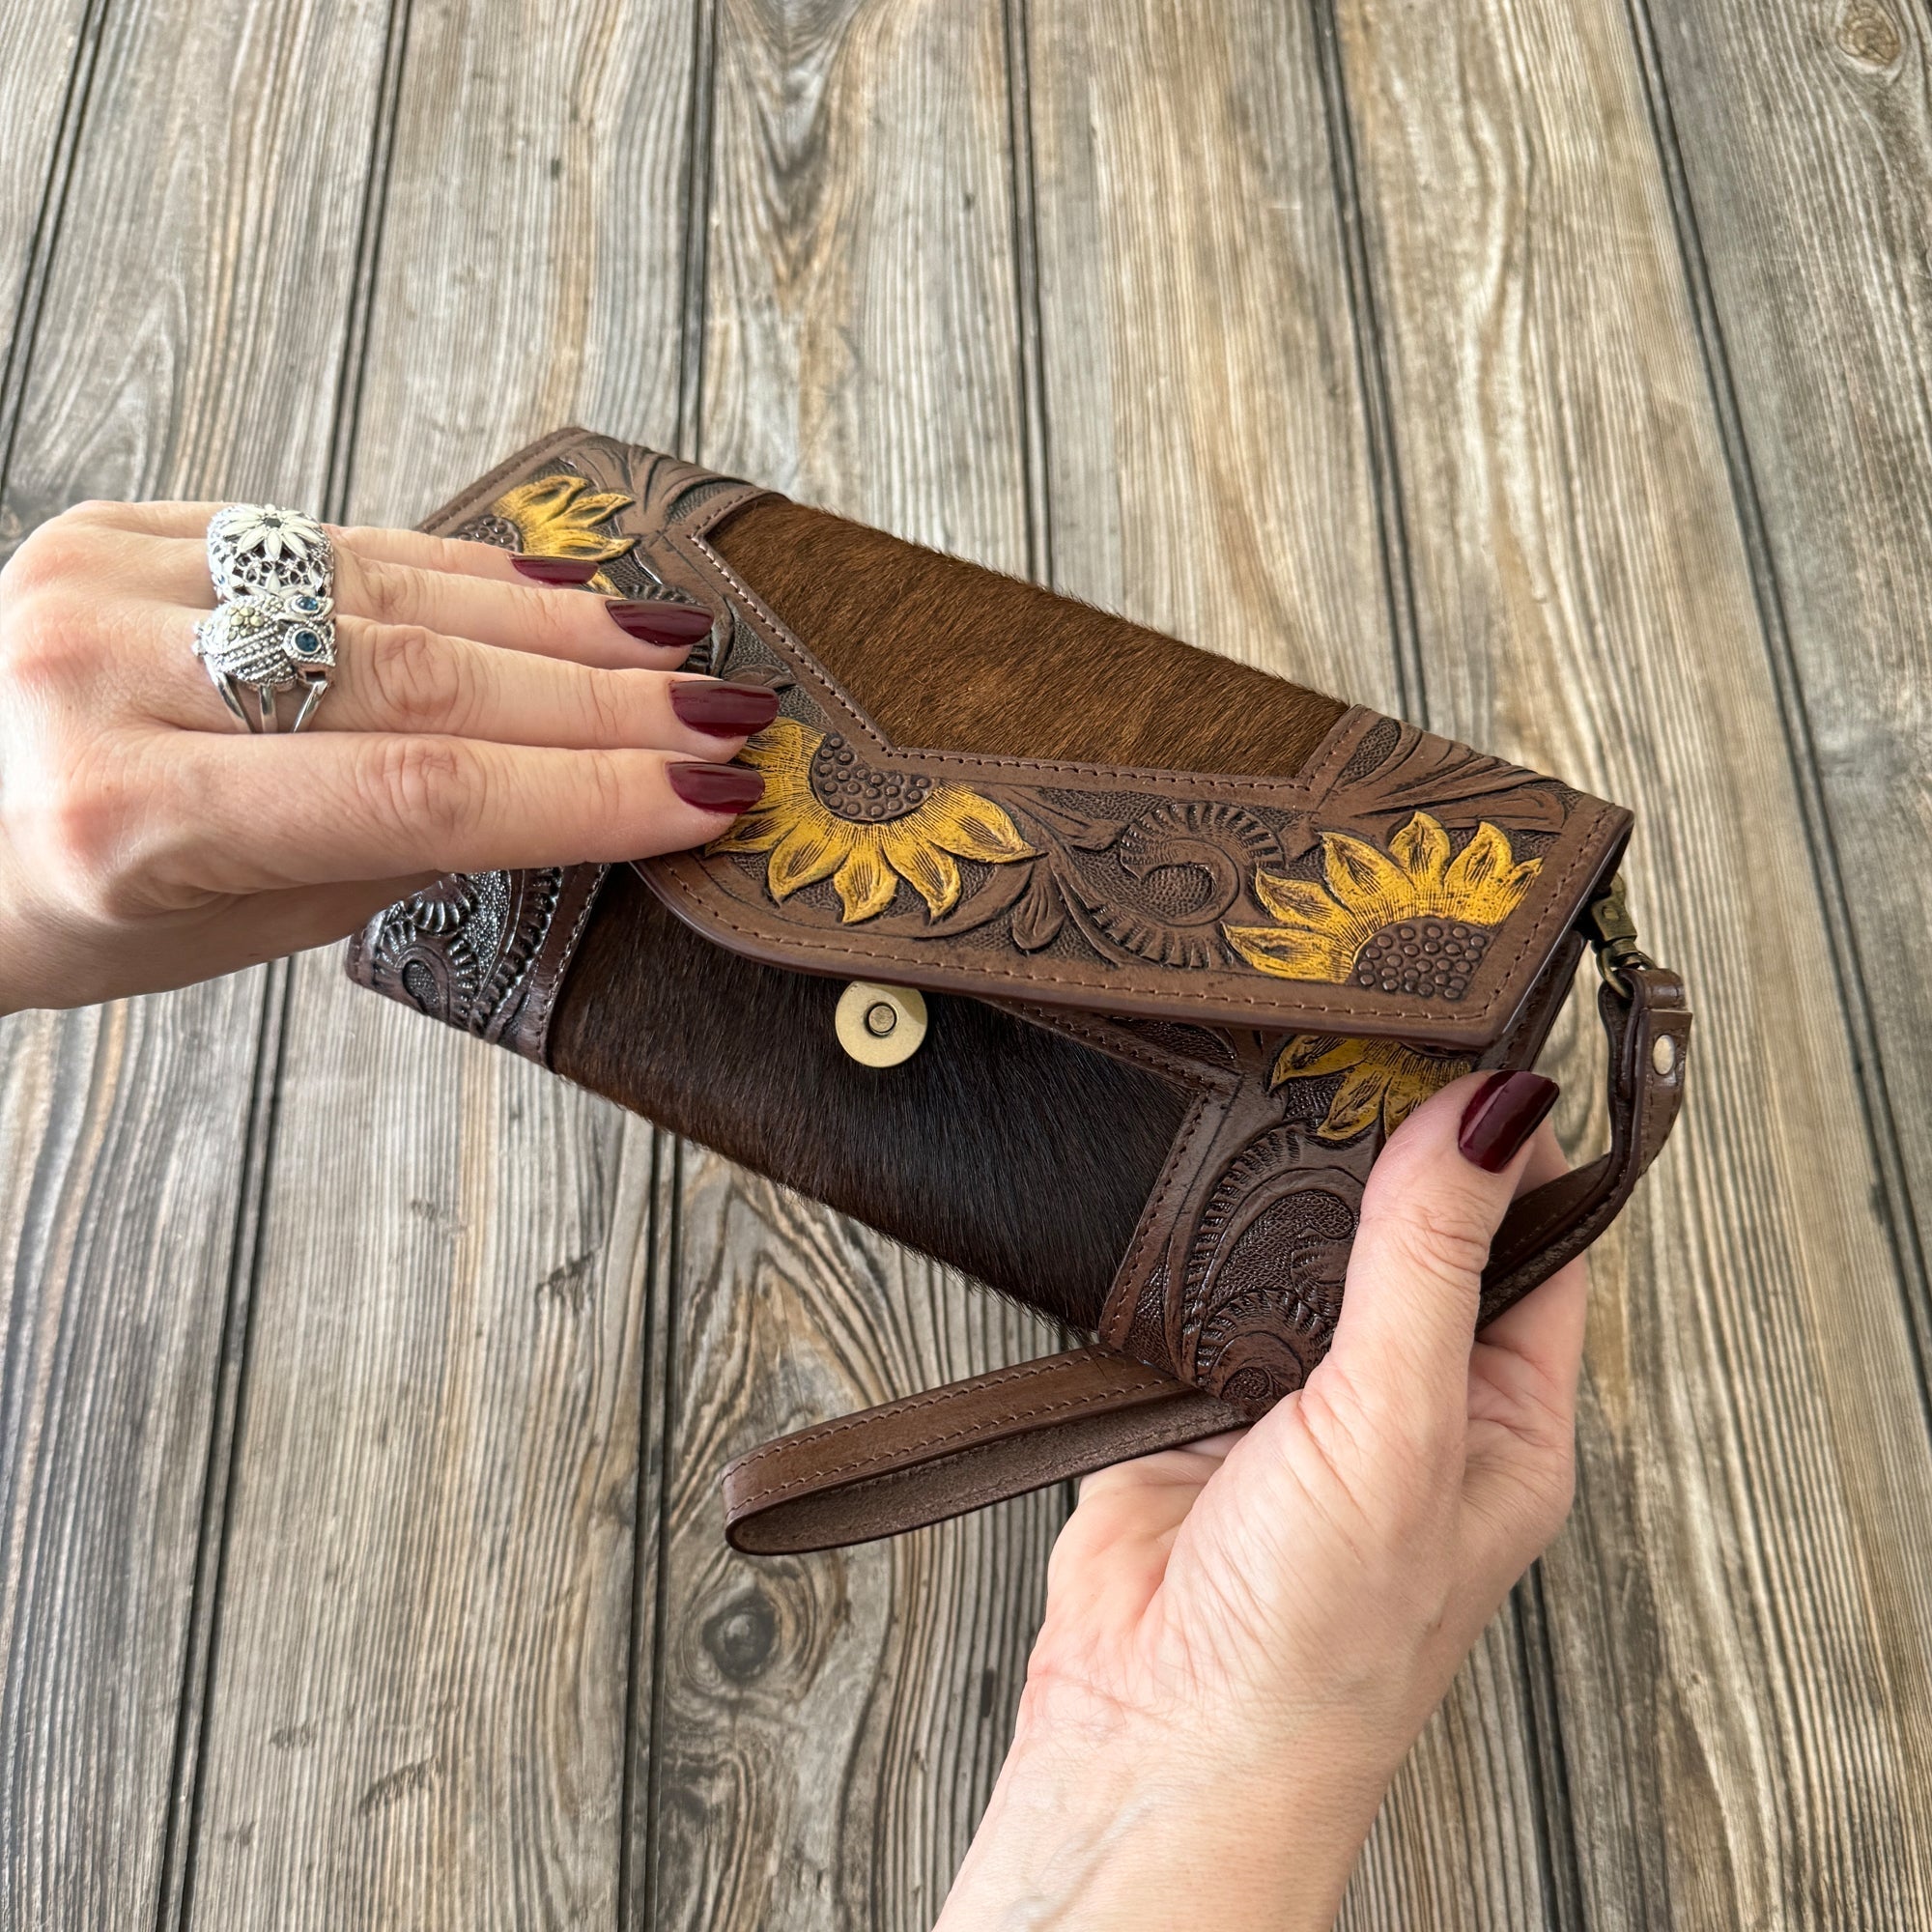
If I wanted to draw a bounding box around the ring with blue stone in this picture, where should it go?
[198,502,337,731]
[192,587,336,733]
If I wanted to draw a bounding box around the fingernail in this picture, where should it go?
[607,598,717,645]
[511,554,601,585]
[668,760,765,814]
[1458,1071,1560,1172]
[669,679,781,736]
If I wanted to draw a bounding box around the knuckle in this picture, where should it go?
[352,554,415,627]
[580,667,635,745]
[0,586,92,695]
[15,750,141,919]
[3,515,103,598]
[365,623,462,728]
[371,737,473,845]
[1387,1196,1497,1292]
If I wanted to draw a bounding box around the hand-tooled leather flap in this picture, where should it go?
[417,430,1632,1053]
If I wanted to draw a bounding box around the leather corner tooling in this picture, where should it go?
[346,863,609,1066]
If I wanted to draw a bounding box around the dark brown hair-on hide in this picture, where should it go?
[549,866,1187,1331]
[711,496,1349,776]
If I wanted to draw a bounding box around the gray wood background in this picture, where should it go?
[2,0,1928,1924]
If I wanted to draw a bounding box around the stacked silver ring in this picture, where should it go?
[192,504,337,732]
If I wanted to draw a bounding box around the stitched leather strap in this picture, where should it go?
[723,966,1690,1553]
[723,1348,1244,1553]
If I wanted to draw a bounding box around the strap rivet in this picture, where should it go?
[836,981,927,1067]
[1652,1033,1678,1077]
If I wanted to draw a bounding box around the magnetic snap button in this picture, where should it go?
[835,981,927,1067]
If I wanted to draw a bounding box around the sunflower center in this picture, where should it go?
[1351,919,1492,1000]
[808,733,934,822]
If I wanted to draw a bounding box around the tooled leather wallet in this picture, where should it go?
[346,428,1691,1554]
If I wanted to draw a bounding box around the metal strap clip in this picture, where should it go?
[1587,872,1655,999]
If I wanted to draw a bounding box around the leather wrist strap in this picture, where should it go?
[723,965,1690,1553]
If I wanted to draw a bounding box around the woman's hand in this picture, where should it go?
[0,499,772,1012]
[940,1069,1582,1931]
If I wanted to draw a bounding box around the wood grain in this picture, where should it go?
[0,0,99,505]
[639,5,1066,1926]
[0,0,402,1919]
[1025,4,1563,1923]
[0,986,267,1929]
[1334,0,1932,1923]
[1643,0,1932,1363]
[185,2,702,1924]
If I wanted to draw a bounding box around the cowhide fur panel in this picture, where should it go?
[550,865,1187,1331]
[711,497,1349,776]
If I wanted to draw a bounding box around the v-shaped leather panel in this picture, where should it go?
[429,429,1633,1053]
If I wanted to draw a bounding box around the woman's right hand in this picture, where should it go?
[0,498,772,1013]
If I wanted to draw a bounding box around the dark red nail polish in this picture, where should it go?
[606,598,717,645]
[668,760,765,814]
[512,554,601,585]
[669,679,781,736]
[1458,1071,1560,1172]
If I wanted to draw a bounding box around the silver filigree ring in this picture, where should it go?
[197,504,337,732]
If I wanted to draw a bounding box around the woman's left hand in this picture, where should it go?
[939,1069,1585,1930]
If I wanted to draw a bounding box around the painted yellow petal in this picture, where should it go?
[1442,822,1541,923]
[739,718,816,779]
[832,834,898,922]
[1251,871,1349,933]
[570,489,636,526]
[918,786,1037,863]
[1223,923,1355,982]
[495,477,582,522]
[1388,811,1452,889]
[1320,1062,1392,1142]
[768,811,852,899]
[706,811,786,855]
[1320,831,1415,926]
[1378,1050,1473,1133]
[880,826,963,918]
[1271,1034,1367,1086]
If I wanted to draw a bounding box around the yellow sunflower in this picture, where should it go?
[710,719,1037,923]
[1225,810,1540,994]
[489,475,637,567]
[1271,1033,1474,1143]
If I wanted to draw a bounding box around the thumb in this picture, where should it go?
[1321,1069,1560,1457]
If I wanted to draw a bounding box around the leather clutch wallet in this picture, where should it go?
[347,429,1690,1554]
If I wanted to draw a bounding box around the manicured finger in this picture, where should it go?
[331,545,710,669]
[1322,1069,1560,1458]
[158,728,764,895]
[240,612,772,752]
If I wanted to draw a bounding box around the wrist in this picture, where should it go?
[940,1695,1390,1931]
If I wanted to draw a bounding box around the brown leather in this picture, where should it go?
[723,1348,1245,1555]
[711,494,1351,778]
[344,861,607,1063]
[723,964,1690,1552]
[344,428,1692,1556]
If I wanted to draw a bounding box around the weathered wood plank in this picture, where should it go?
[1025,5,1565,1924]
[185,2,702,1923]
[1334,0,1932,1922]
[1643,0,1932,1382]
[640,6,1065,1926]
[0,985,268,1930]
[0,0,403,1919]
[0,0,100,498]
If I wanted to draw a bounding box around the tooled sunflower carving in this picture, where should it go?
[710,718,1037,923]
[1223,810,1539,998]
[456,475,637,577]
[1269,1033,1474,1143]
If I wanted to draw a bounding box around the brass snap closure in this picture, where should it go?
[835,981,928,1068]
